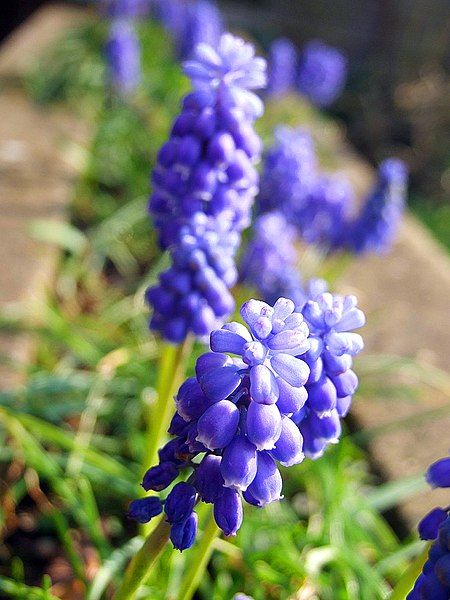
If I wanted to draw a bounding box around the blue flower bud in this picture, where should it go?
[158,438,187,464]
[213,488,243,536]
[176,377,215,422]
[200,365,241,402]
[246,402,282,451]
[306,376,337,415]
[210,328,249,355]
[221,435,257,491]
[196,400,240,450]
[331,369,358,397]
[246,452,282,507]
[142,462,179,491]
[128,497,163,524]
[309,410,341,443]
[249,364,279,404]
[419,508,448,541]
[271,416,304,466]
[336,395,352,417]
[170,512,198,551]
[435,555,450,587]
[270,354,310,387]
[164,482,197,524]
[276,377,307,415]
[195,352,231,379]
[427,458,450,488]
[195,454,225,503]
[168,412,190,436]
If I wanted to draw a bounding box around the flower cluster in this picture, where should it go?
[258,126,318,217]
[266,38,298,98]
[147,34,266,341]
[153,0,223,60]
[105,19,141,96]
[407,455,450,599]
[266,37,347,107]
[240,212,305,308]
[348,158,408,255]
[132,297,311,548]
[131,294,365,548]
[296,283,366,458]
[103,0,150,18]
[297,174,354,249]
[253,126,408,261]
[257,126,353,252]
[297,40,347,107]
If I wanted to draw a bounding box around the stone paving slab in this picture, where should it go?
[341,217,450,526]
[0,6,90,389]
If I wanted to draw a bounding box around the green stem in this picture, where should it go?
[112,517,171,600]
[145,336,193,471]
[390,542,429,599]
[176,510,220,600]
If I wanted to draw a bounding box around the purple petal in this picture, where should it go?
[270,416,304,466]
[249,364,279,404]
[213,488,243,536]
[220,435,257,491]
[246,402,282,450]
[427,458,450,488]
[200,365,241,401]
[270,354,310,387]
[196,400,239,450]
[195,352,231,379]
[210,328,248,355]
[246,452,282,506]
[276,377,307,415]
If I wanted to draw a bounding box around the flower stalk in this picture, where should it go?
[112,516,171,600]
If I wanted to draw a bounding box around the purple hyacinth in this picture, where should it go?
[152,0,223,60]
[102,0,151,18]
[132,297,310,547]
[294,282,366,458]
[296,174,354,250]
[152,0,187,41]
[349,158,408,255]
[417,456,450,542]
[147,34,266,342]
[258,126,318,217]
[267,38,298,97]
[297,39,347,107]
[105,19,141,96]
[179,0,224,60]
[407,455,450,599]
[240,212,305,308]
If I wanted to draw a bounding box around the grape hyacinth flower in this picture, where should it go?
[267,38,298,98]
[240,212,305,308]
[147,34,266,341]
[105,19,141,96]
[102,0,151,18]
[297,174,354,250]
[297,40,347,107]
[349,158,408,255]
[295,283,366,458]
[259,126,318,217]
[131,297,312,548]
[179,0,224,60]
[407,455,450,599]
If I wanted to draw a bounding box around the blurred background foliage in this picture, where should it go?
[0,7,448,600]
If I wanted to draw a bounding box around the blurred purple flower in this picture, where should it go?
[267,37,298,97]
[105,19,141,96]
[297,39,347,107]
